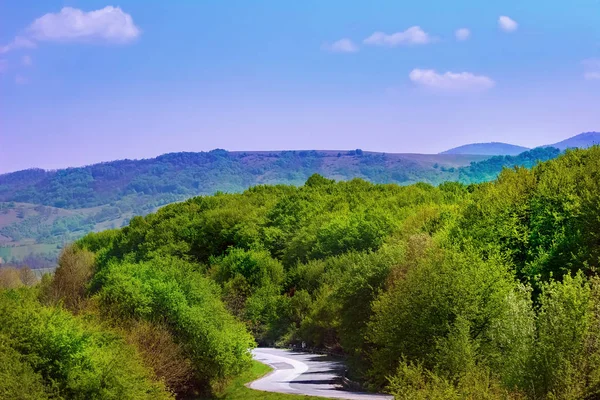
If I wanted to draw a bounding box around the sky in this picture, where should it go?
[1,0,599,173]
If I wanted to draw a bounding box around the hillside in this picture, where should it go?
[458,146,561,183]
[441,142,530,155]
[0,150,489,263]
[0,150,488,209]
[0,147,567,264]
[547,131,600,150]
[3,146,598,398]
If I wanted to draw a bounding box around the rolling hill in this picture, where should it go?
[0,149,491,264]
[441,142,530,156]
[0,131,594,265]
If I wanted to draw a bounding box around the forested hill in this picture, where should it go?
[458,146,562,183]
[0,147,562,210]
[0,147,562,264]
[1,149,490,209]
[1,146,599,398]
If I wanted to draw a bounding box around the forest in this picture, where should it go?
[1,146,599,399]
[0,147,560,264]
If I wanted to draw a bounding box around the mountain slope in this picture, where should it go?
[441,142,530,156]
[0,150,489,210]
[458,147,561,183]
[547,131,600,150]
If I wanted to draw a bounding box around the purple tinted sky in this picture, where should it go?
[1,0,599,173]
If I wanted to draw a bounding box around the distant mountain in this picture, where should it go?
[441,142,530,156]
[547,132,600,150]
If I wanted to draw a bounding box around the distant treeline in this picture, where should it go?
[0,147,561,263]
[0,147,560,210]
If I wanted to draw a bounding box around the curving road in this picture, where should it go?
[250,348,393,400]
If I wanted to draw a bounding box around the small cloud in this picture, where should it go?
[22,55,32,67]
[15,75,29,85]
[27,6,141,44]
[498,16,518,33]
[322,38,359,53]
[0,36,37,54]
[409,68,495,93]
[364,26,434,47]
[583,59,600,80]
[455,28,471,41]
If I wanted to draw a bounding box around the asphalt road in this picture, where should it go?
[250,348,393,400]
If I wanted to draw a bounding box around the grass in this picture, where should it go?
[210,360,330,400]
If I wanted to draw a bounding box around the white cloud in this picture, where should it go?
[0,36,37,54]
[409,68,495,92]
[15,75,29,85]
[0,6,140,55]
[455,28,471,41]
[27,6,141,43]
[322,38,358,53]
[498,16,518,32]
[583,59,600,80]
[22,55,32,67]
[364,26,433,47]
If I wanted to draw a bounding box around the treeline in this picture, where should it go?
[1,148,561,264]
[2,147,599,398]
[1,148,551,211]
[458,146,561,183]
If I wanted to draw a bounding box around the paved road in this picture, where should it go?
[250,348,393,400]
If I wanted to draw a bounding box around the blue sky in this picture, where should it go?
[1,0,599,173]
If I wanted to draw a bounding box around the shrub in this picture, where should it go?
[368,241,529,389]
[94,256,255,391]
[43,245,95,312]
[0,289,173,399]
[124,320,194,395]
[0,267,24,289]
[0,335,49,400]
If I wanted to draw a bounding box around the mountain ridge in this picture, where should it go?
[546,131,600,150]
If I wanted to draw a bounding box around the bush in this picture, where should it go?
[0,289,172,399]
[94,256,255,391]
[529,273,600,398]
[42,244,95,312]
[387,361,523,400]
[0,335,49,400]
[0,267,24,289]
[368,241,529,389]
[124,320,194,395]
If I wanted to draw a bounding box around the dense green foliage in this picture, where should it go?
[3,146,600,398]
[458,146,561,183]
[1,147,560,264]
[76,146,600,398]
[93,256,255,388]
[0,289,172,399]
[0,150,481,210]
